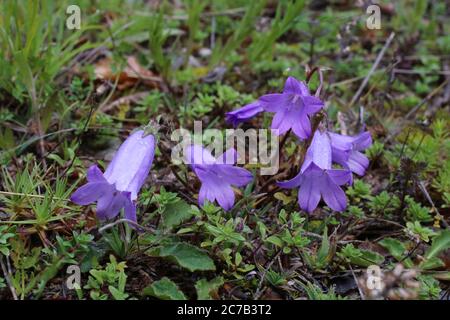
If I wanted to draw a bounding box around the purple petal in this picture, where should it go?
[215,185,235,211]
[215,165,253,187]
[193,164,216,184]
[123,193,137,223]
[104,130,155,200]
[189,144,252,211]
[302,96,324,115]
[283,77,309,96]
[71,182,110,205]
[328,132,353,150]
[86,165,107,183]
[271,110,292,136]
[353,132,372,151]
[225,102,264,127]
[96,192,125,220]
[270,109,286,131]
[197,178,235,210]
[327,169,352,185]
[347,151,369,176]
[329,131,372,152]
[291,113,311,140]
[331,146,350,169]
[298,171,321,213]
[278,170,303,189]
[185,144,216,166]
[303,131,332,170]
[259,94,289,112]
[321,176,347,212]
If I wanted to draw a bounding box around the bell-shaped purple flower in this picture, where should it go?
[225,101,264,127]
[278,130,351,213]
[259,76,324,140]
[329,131,372,176]
[71,130,156,222]
[185,145,253,210]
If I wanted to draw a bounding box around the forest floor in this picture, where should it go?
[0,0,449,300]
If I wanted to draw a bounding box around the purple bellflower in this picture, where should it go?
[71,130,156,222]
[278,130,352,213]
[259,76,324,140]
[185,145,253,210]
[225,101,264,127]
[329,131,372,177]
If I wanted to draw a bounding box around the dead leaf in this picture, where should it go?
[94,56,161,90]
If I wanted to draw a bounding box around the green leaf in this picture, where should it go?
[425,230,450,260]
[147,242,215,272]
[14,52,35,107]
[282,246,292,254]
[47,153,66,166]
[419,229,450,270]
[0,127,15,149]
[340,244,384,267]
[274,192,294,205]
[379,237,414,268]
[420,256,445,270]
[142,277,187,300]
[379,238,406,260]
[195,277,224,300]
[235,252,242,266]
[353,249,385,267]
[108,286,128,300]
[162,199,194,228]
[266,235,283,247]
[317,227,330,266]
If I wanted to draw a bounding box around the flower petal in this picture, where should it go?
[302,95,324,115]
[259,94,289,112]
[71,182,110,205]
[270,108,285,129]
[96,191,126,220]
[225,102,264,127]
[303,131,332,170]
[353,131,372,150]
[197,178,235,210]
[123,193,137,223]
[215,165,253,186]
[331,146,350,169]
[291,113,311,140]
[278,170,303,189]
[283,77,309,96]
[321,176,347,212]
[347,151,369,176]
[104,130,155,200]
[86,165,107,183]
[190,144,253,211]
[328,132,354,150]
[271,110,292,135]
[327,169,352,185]
[215,185,235,211]
[95,192,113,220]
[298,172,321,213]
[185,144,216,166]
[194,165,216,184]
